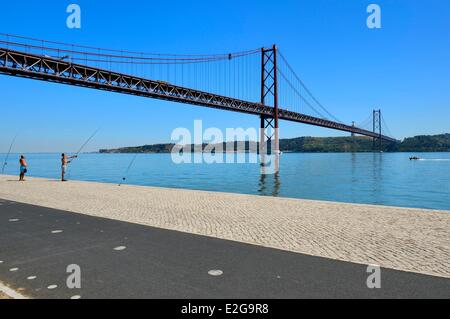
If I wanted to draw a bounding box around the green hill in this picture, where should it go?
[280,136,389,153]
[391,134,450,152]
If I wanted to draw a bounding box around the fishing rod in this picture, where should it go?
[1,134,18,174]
[71,127,101,161]
[64,127,101,180]
[119,153,139,186]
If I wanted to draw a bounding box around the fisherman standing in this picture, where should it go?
[61,153,77,182]
[19,155,27,181]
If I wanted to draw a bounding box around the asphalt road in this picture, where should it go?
[0,199,449,299]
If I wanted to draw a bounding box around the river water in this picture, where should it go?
[1,152,449,211]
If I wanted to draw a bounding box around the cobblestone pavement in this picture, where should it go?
[1,175,449,278]
[0,292,11,299]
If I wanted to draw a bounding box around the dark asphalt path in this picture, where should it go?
[0,199,449,299]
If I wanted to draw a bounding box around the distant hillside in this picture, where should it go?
[99,134,450,154]
[100,141,258,154]
[280,136,388,153]
[391,134,450,152]
[102,143,176,154]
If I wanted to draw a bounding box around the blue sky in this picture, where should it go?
[0,0,449,153]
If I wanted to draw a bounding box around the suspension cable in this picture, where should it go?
[278,50,342,123]
[0,34,260,62]
[278,68,328,119]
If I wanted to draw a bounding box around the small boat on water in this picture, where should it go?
[409,156,421,161]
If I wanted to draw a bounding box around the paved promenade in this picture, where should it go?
[0,292,10,299]
[0,175,449,279]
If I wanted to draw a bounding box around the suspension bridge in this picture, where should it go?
[0,33,398,155]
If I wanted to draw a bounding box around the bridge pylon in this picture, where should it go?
[372,109,382,151]
[259,45,280,173]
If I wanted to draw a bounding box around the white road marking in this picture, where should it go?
[0,282,28,299]
[27,276,37,280]
[114,246,127,251]
[47,285,58,290]
[0,261,3,264]
[51,230,63,234]
[70,295,81,299]
[208,270,223,276]
[9,268,19,272]
[8,219,19,222]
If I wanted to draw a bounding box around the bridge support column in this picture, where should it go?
[372,109,382,151]
[259,45,279,174]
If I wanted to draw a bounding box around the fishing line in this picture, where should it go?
[66,127,101,179]
[119,153,139,186]
[1,134,18,174]
[74,127,101,158]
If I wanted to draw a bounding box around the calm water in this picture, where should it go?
[1,152,449,211]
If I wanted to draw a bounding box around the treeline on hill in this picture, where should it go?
[280,136,387,153]
[391,134,450,152]
[99,134,450,153]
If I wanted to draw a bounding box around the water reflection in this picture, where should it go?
[258,171,281,197]
[351,152,357,182]
[372,152,383,192]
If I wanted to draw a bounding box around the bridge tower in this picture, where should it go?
[260,45,279,157]
[372,109,382,151]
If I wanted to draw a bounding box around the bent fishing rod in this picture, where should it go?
[64,127,101,180]
[69,127,101,162]
[1,134,18,174]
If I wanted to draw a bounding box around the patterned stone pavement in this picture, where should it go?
[0,292,11,299]
[1,175,449,278]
